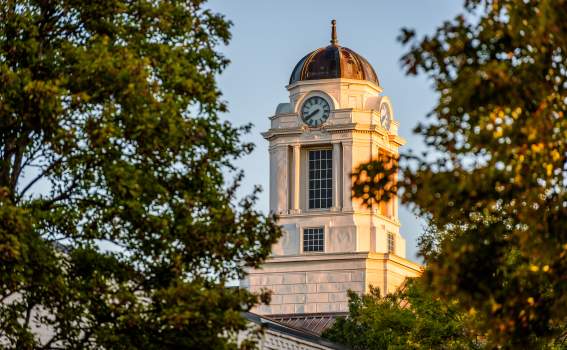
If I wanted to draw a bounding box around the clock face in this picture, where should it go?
[301,96,331,127]
[380,104,391,131]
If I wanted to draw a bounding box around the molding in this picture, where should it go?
[269,112,298,120]
[261,251,422,272]
[366,252,423,273]
[286,77,383,94]
[263,251,376,263]
[388,134,406,146]
[263,123,400,141]
[278,208,401,226]
[263,129,304,140]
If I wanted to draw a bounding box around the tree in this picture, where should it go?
[323,279,480,350]
[0,0,279,348]
[353,0,567,347]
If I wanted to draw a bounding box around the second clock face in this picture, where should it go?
[301,96,331,127]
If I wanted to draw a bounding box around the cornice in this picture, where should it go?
[262,129,303,140]
[278,208,401,227]
[367,252,423,273]
[269,112,297,120]
[263,123,399,141]
[258,252,423,273]
[388,134,406,146]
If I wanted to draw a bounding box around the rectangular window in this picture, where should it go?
[388,232,395,254]
[308,149,332,209]
[303,227,324,252]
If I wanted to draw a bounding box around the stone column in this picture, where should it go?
[342,142,353,211]
[292,144,301,213]
[269,144,288,214]
[332,142,341,210]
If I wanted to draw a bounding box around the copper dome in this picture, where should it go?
[289,20,379,86]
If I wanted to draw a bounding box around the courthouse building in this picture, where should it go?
[241,21,422,348]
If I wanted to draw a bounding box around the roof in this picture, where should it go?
[289,20,379,86]
[243,312,349,350]
[267,313,347,336]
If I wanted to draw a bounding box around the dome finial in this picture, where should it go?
[330,19,338,46]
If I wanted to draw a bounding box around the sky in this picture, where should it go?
[208,0,464,261]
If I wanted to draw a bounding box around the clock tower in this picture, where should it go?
[245,21,421,316]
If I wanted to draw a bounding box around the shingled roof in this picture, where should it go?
[266,313,347,336]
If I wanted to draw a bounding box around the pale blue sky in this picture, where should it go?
[209,1,464,260]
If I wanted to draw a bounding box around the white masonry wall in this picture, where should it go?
[245,254,367,314]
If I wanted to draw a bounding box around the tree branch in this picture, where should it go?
[16,157,64,203]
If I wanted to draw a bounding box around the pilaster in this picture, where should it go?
[270,144,289,214]
[341,142,353,211]
[292,144,301,213]
[332,142,342,211]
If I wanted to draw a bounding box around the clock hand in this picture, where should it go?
[305,108,320,119]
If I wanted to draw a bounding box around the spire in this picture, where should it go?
[330,19,338,46]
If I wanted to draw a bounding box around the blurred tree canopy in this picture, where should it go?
[323,280,480,350]
[0,0,279,348]
[353,0,567,347]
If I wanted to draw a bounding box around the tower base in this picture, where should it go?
[243,252,422,315]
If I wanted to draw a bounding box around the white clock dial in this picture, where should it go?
[301,96,331,127]
[380,104,391,131]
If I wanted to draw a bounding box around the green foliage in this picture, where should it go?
[323,280,479,350]
[353,0,567,347]
[0,0,279,348]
